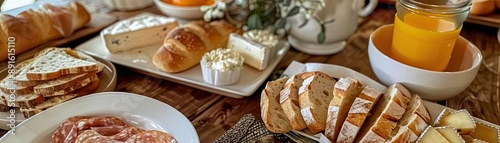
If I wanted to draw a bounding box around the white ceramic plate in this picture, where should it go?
[0,55,117,130]
[75,36,290,98]
[282,62,500,142]
[0,92,199,143]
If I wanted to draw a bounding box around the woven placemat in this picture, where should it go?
[213,114,290,143]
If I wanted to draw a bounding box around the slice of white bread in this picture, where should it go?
[0,59,35,94]
[20,94,79,118]
[34,72,97,95]
[0,93,44,109]
[336,86,383,143]
[24,48,98,80]
[298,71,337,133]
[355,83,411,142]
[386,95,430,143]
[261,77,293,133]
[325,77,363,142]
[279,72,314,130]
[40,73,99,97]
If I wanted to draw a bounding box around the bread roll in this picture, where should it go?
[0,2,91,62]
[470,0,495,15]
[152,20,241,73]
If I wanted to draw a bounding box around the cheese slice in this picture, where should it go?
[434,108,452,126]
[438,110,476,135]
[227,33,272,70]
[101,13,178,53]
[473,139,490,143]
[417,126,451,143]
[436,126,466,143]
[470,121,500,143]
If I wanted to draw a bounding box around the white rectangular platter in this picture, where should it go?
[282,61,500,142]
[76,36,290,98]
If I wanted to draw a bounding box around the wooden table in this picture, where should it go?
[1,4,500,143]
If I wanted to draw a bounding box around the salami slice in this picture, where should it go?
[75,130,123,143]
[90,125,128,136]
[76,116,128,131]
[108,127,144,141]
[52,116,90,143]
[125,130,178,143]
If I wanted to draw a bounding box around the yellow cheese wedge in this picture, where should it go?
[417,125,451,143]
[434,108,452,126]
[436,126,466,143]
[438,109,476,134]
[470,121,500,143]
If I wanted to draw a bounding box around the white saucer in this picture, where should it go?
[288,35,346,55]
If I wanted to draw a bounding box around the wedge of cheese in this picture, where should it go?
[355,83,411,142]
[336,86,382,143]
[101,13,178,53]
[417,126,451,143]
[434,108,452,126]
[436,126,466,143]
[470,121,500,143]
[298,71,336,134]
[438,109,476,135]
[228,34,272,70]
[324,77,363,142]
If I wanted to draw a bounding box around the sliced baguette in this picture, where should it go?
[325,77,363,142]
[355,83,411,142]
[386,95,430,143]
[24,48,98,80]
[20,94,79,118]
[261,77,293,133]
[336,86,383,143]
[279,72,313,130]
[298,71,337,133]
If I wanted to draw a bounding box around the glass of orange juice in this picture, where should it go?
[391,0,472,71]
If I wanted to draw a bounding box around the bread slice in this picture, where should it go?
[324,77,364,142]
[298,71,337,133]
[24,48,98,80]
[355,83,411,142]
[336,86,383,143]
[279,72,314,130]
[386,95,430,143]
[33,72,97,95]
[39,73,98,97]
[0,93,44,108]
[0,59,35,94]
[20,94,79,118]
[261,77,293,133]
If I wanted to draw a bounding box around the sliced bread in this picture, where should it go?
[39,73,98,97]
[324,77,364,142]
[355,83,411,142]
[0,93,44,108]
[20,94,79,118]
[298,71,337,133]
[261,77,293,133]
[336,86,383,143]
[33,72,97,95]
[386,95,430,143]
[279,72,311,130]
[24,48,98,80]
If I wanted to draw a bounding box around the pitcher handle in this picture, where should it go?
[355,0,378,17]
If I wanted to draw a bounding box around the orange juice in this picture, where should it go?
[391,13,461,71]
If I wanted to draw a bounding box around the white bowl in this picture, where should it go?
[153,0,204,19]
[368,24,482,101]
[103,0,154,11]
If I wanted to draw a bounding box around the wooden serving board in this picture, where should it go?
[0,13,117,71]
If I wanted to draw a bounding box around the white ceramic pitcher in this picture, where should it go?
[288,0,378,55]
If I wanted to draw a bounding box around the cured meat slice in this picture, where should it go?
[90,125,127,136]
[52,116,90,143]
[125,130,178,143]
[76,116,128,131]
[75,130,122,143]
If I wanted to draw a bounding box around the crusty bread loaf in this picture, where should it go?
[298,71,337,133]
[152,20,242,73]
[261,77,293,133]
[386,95,429,143]
[355,83,411,142]
[325,77,363,142]
[279,72,313,130]
[336,86,382,143]
[0,2,91,62]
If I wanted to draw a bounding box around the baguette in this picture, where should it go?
[0,2,91,62]
[355,83,411,142]
[152,20,242,73]
[336,86,382,143]
[261,77,293,133]
[325,77,364,142]
[386,95,430,143]
[298,71,337,133]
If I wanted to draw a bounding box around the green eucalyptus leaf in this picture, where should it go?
[287,6,300,17]
[298,19,309,28]
[317,32,326,44]
[263,2,276,16]
[283,0,291,6]
[275,18,286,29]
[320,23,326,33]
[247,13,262,30]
